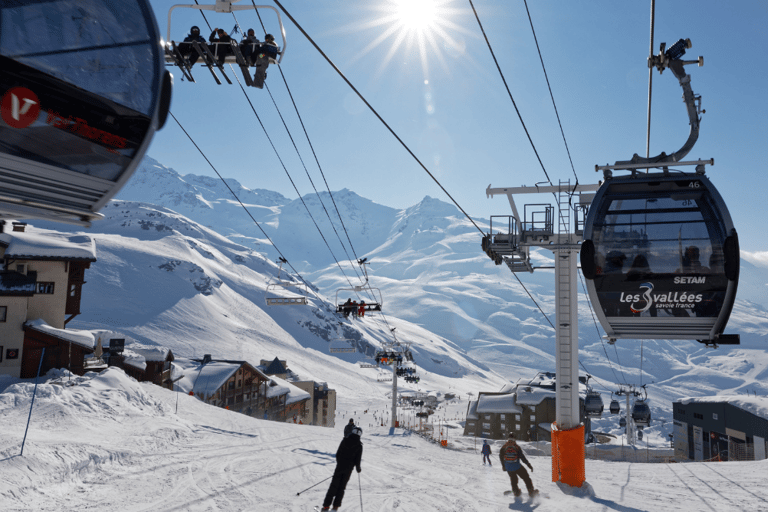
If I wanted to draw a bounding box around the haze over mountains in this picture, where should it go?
[31,155,768,445]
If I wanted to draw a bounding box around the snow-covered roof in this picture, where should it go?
[125,345,173,363]
[187,362,238,399]
[265,374,310,405]
[516,385,556,406]
[466,400,479,420]
[476,393,522,414]
[0,226,96,261]
[25,319,95,350]
[678,395,768,420]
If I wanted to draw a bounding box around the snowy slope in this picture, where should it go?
[30,201,502,403]
[1,367,766,512]
[110,157,768,445]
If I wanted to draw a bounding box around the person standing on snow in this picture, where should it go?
[499,433,538,497]
[481,440,492,465]
[343,418,355,437]
[321,426,363,511]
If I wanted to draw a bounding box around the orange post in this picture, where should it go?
[551,422,585,487]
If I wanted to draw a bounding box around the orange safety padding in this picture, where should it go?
[551,422,585,487]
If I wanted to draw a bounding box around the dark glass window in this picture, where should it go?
[0,0,159,115]
[37,282,55,294]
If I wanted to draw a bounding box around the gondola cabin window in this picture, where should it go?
[0,306,6,322]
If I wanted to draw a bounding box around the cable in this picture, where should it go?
[271,0,485,237]
[522,0,579,185]
[577,269,628,386]
[467,0,553,188]
[169,111,321,301]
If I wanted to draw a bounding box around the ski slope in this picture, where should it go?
[1,368,766,511]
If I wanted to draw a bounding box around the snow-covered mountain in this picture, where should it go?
[28,155,768,445]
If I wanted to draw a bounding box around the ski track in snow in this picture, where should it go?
[2,370,768,512]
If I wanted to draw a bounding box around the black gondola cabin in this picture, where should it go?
[581,172,739,343]
[0,0,170,226]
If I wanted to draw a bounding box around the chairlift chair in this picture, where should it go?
[265,257,308,306]
[0,0,171,226]
[335,286,383,315]
[164,0,287,85]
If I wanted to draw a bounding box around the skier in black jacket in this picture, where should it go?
[343,418,355,437]
[322,426,363,511]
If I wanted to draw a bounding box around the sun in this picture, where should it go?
[393,0,439,33]
[342,0,471,80]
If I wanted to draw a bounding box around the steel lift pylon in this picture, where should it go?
[483,181,600,487]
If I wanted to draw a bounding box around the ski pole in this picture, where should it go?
[296,475,333,496]
[358,472,363,511]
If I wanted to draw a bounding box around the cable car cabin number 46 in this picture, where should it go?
[581,38,739,346]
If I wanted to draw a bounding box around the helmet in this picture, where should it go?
[191,26,200,34]
[351,427,363,437]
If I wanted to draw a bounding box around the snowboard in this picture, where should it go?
[503,490,547,499]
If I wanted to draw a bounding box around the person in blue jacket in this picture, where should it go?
[481,440,492,465]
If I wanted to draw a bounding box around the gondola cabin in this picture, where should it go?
[0,0,171,226]
[609,399,621,415]
[581,171,739,343]
[632,400,652,428]
[619,416,627,428]
[585,391,605,418]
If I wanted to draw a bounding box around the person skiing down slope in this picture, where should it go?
[321,426,363,511]
[499,433,538,497]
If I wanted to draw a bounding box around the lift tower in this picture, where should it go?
[482,181,599,487]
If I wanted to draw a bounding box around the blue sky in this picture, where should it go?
[146,0,768,253]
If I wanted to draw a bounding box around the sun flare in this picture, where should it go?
[393,0,438,32]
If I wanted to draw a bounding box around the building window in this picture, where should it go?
[500,424,506,430]
[530,415,536,422]
[16,264,25,274]
[500,414,506,420]
[0,306,6,322]
[515,414,521,421]
[37,282,55,294]
[485,414,491,420]
[516,424,521,431]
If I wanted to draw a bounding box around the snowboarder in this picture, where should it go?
[499,433,538,497]
[481,440,492,465]
[343,418,355,437]
[321,426,363,511]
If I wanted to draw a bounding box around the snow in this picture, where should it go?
[25,319,95,350]
[2,367,768,511]
[476,393,522,414]
[4,157,766,510]
[678,395,768,421]
[516,386,557,406]
[0,226,96,261]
